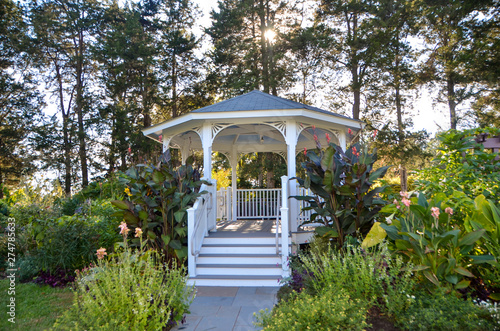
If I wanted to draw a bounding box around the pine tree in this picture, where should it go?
[0,0,45,197]
[419,0,493,129]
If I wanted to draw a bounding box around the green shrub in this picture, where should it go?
[415,128,500,200]
[28,210,121,274]
[396,290,497,330]
[53,246,194,330]
[300,244,415,317]
[256,286,368,330]
[16,255,40,282]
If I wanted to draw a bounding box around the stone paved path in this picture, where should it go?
[173,286,279,331]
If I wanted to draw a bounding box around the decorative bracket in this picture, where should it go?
[264,121,286,139]
[211,123,234,142]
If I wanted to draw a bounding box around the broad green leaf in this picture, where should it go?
[417,193,428,208]
[454,267,474,278]
[445,274,458,285]
[458,229,485,247]
[147,231,156,240]
[368,165,390,182]
[455,279,470,290]
[175,247,188,259]
[162,235,171,246]
[138,210,148,222]
[489,293,500,300]
[412,265,430,271]
[469,255,497,265]
[152,170,165,184]
[361,222,387,249]
[423,270,440,287]
[169,240,182,250]
[315,226,338,238]
[174,211,185,223]
[111,200,129,210]
[395,239,413,250]
[123,211,139,224]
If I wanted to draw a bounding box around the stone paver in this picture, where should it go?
[174,286,279,331]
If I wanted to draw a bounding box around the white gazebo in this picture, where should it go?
[142,90,363,285]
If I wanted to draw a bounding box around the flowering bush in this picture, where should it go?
[53,226,194,330]
[365,192,489,291]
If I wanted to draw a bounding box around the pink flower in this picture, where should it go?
[348,128,353,135]
[128,147,131,155]
[96,247,107,260]
[304,148,307,156]
[325,133,331,143]
[400,191,409,198]
[158,134,163,142]
[402,197,411,207]
[312,125,316,130]
[431,207,440,219]
[119,222,130,235]
[445,207,454,215]
[373,130,378,138]
[313,134,318,142]
[393,199,398,205]
[135,227,143,238]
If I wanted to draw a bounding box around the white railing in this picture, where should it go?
[187,179,217,278]
[297,187,314,224]
[216,187,231,221]
[236,188,281,219]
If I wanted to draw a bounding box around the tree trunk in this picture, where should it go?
[75,30,88,188]
[0,168,4,199]
[55,62,72,196]
[395,42,407,192]
[447,75,457,129]
[259,0,269,93]
[172,54,178,118]
[62,114,72,196]
[266,154,275,188]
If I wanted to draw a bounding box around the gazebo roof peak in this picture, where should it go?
[191,90,354,121]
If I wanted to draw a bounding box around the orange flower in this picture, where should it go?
[119,222,130,235]
[135,227,143,238]
[96,247,107,260]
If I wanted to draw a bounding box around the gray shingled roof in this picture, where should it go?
[191,90,358,121]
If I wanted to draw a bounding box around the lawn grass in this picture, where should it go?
[0,278,74,330]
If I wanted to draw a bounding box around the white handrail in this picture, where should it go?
[187,179,216,278]
[280,175,290,278]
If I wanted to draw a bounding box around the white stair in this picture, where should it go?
[188,234,284,287]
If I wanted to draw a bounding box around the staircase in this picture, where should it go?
[187,232,284,287]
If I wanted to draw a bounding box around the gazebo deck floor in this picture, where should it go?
[213,219,277,237]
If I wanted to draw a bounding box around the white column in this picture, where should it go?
[180,145,189,164]
[339,129,347,151]
[201,123,212,179]
[161,130,170,153]
[230,151,238,221]
[285,120,298,232]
